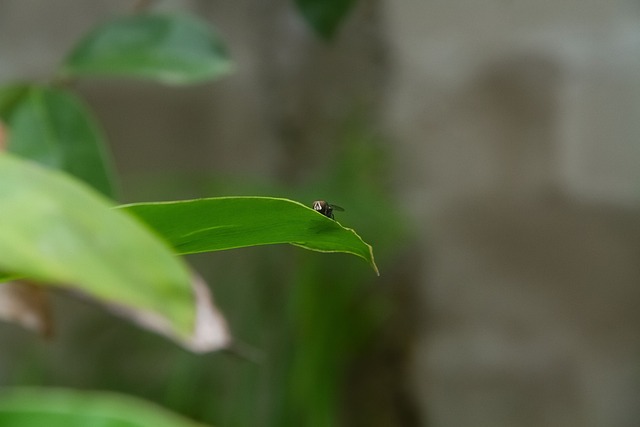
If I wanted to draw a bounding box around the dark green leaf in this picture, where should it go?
[0,388,210,427]
[295,0,357,39]
[0,153,196,338]
[121,196,379,274]
[0,84,116,197]
[59,14,232,85]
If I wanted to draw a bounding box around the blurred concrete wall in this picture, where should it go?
[0,0,385,185]
[383,1,640,426]
[2,1,640,426]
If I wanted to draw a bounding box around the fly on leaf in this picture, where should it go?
[312,200,344,220]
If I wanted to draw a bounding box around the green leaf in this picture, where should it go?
[0,84,29,113]
[0,84,116,197]
[0,388,210,427]
[294,0,357,39]
[59,14,232,85]
[120,196,379,274]
[0,153,195,338]
[0,273,20,283]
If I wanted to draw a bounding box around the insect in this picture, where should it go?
[312,200,344,220]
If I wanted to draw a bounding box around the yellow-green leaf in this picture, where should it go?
[0,153,195,338]
[0,388,211,427]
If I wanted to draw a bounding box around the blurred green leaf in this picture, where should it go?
[0,273,18,282]
[294,0,357,39]
[121,197,378,274]
[0,84,29,113]
[0,84,116,197]
[0,388,210,427]
[59,14,232,85]
[0,153,195,338]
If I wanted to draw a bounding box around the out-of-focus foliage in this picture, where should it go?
[59,14,232,85]
[0,120,403,426]
[131,121,407,427]
[295,0,358,39]
[274,121,406,426]
[0,388,211,427]
[0,153,195,339]
[0,3,400,427]
[0,85,115,197]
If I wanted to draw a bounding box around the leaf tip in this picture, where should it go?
[368,245,380,276]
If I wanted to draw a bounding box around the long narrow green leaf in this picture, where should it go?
[0,153,195,337]
[59,14,232,85]
[0,388,210,427]
[0,84,116,197]
[120,197,378,274]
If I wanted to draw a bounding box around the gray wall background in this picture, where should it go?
[2,1,640,426]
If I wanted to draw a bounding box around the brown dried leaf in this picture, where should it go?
[0,281,53,337]
[99,272,230,352]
